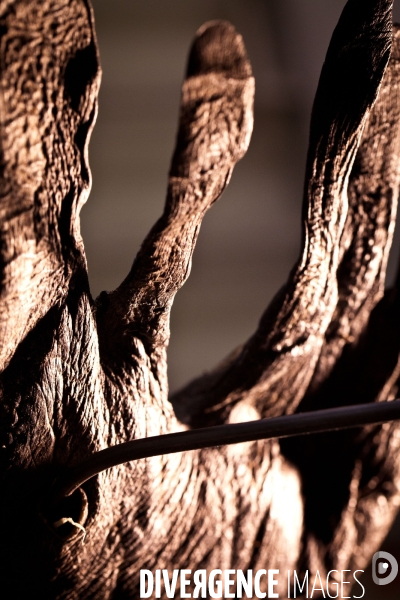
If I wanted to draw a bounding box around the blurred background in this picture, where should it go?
[83,1,400,596]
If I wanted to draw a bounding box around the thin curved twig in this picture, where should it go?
[52,399,400,502]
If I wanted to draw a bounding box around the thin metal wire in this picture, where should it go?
[52,399,400,502]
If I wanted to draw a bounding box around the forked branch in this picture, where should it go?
[2,1,400,598]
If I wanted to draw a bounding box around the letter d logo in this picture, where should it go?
[372,551,398,585]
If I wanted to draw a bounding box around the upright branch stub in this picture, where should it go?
[96,21,254,358]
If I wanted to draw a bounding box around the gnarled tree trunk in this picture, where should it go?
[1,0,400,598]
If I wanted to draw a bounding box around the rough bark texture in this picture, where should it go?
[1,0,400,598]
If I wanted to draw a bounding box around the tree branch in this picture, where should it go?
[96,21,254,359]
[172,0,394,426]
[0,0,100,371]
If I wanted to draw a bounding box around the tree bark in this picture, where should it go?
[1,0,400,598]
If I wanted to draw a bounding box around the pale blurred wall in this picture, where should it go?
[83,0,400,392]
[82,2,400,598]
[83,0,344,391]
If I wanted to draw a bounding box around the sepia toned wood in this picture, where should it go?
[1,0,400,598]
